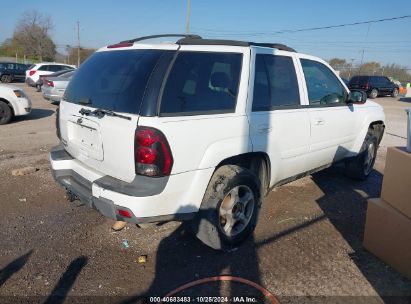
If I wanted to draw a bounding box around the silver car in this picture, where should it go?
[42,70,76,103]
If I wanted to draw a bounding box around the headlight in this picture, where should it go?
[13,90,26,98]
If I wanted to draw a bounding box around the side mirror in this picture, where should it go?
[347,90,367,104]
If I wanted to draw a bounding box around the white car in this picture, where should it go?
[0,84,32,124]
[50,35,385,250]
[25,63,75,87]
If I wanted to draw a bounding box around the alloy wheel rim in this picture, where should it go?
[219,185,255,237]
[364,142,375,175]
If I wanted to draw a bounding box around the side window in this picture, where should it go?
[252,55,300,111]
[49,65,62,72]
[382,77,391,84]
[38,65,49,71]
[300,59,346,105]
[160,52,242,116]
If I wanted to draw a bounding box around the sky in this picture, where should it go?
[1,0,411,68]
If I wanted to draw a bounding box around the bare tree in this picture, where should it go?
[13,10,56,61]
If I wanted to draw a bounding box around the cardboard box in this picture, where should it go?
[381,146,411,219]
[363,198,411,280]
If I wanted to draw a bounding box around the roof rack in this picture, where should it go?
[177,38,296,52]
[118,34,296,52]
[121,34,202,44]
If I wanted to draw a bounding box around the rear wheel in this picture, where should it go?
[187,165,261,250]
[1,74,12,83]
[345,128,378,180]
[391,88,399,97]
[369,89,378,99]
[0,101,12,125]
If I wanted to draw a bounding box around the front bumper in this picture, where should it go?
[13,97,32,116]
[50,145,201,223]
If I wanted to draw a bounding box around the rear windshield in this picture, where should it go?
[64,50,165,114]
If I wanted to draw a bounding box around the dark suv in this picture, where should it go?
[348,75,399,99]
[0,62,29,83]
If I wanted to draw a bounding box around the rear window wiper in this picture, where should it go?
[79,108,131,120]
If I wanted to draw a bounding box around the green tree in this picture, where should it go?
[66,47,96,66]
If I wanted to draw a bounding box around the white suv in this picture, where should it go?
[50,35,385,250]
[25,63,75,87]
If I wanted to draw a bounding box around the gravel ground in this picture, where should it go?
[0,83,410,303]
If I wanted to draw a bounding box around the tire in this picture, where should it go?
[1,74,12,83]
[368,89,378,99]
[391,88,399,98]
[0,101,13,125]
[187,165,261,250]
[345,128,378,180]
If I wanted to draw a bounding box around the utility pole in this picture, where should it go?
[185,0,191,34]
[349,58,355,79]
[77,21,81,67]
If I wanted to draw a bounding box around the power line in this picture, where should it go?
[192,15,411,36]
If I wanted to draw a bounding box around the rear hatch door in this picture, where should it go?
[59,48,168,182]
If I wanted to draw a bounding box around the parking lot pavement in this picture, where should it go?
[0,84,410,302]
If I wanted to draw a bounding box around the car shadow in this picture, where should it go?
[399,97,411,103]
[312,164,411,299]
[121,205,272,304]
[11,108,55,123]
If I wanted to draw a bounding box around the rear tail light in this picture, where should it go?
[362,82,370,90]
[134,127,173,177]
[46,80,54,87]
[29,70,36,76]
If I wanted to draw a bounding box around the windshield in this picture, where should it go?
[64,49,165,114]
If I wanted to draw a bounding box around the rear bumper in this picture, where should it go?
[43,92,62,102]
[49,144,211,223]
[25,77,36,86]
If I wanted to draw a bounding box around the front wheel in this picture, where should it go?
[187,165,261,250]
[1,74,12,83]
[0,101,13,125]
[391,88,399,97]
[345,128,378,180]
[368,89,378,99]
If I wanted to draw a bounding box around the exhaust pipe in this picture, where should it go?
[406,108,411,153]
